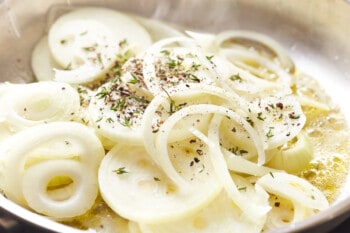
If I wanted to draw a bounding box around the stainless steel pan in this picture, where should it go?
[0,0,350,232]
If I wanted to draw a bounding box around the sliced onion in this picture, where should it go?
[31,36,61,81]
[257,172,329,211]
[215,30,295,72]
[142,37,218,95]
[0,121,104,214]
[98,144,221,224]
[22,160,97,218]
[48,7,152,84]
[88,81,150,145]
[0,81,80,131]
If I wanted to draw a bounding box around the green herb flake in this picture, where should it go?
[161,50,171,56]
[191,63,201,71]
[121,117,132,127]
[266,127,274,138]
[161,87,180,114]
[230,74,243,82]
[81,118,88,124]
[188,73,201,83]
[119,39,128,48]
[128,73,139,84]
[199,164,205,173]
[257,112,265,121]
[106,117,114,123]
[206,55,214,61]
[95,88,109,100]
[97,53,103,65]
[116,98,126,110]
[229,147,248,156]
[82,46,96,52]
[268,104,275,109]
[166,59,182,69]
[113,167,128,175]
[95,116,103,123]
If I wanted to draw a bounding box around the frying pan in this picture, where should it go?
[0,0,350,232]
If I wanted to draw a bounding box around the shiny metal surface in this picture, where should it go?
[0,0,350,232]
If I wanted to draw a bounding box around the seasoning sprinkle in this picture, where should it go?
[113,167,128,175]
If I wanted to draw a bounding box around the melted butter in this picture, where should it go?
[298,75,350,203]
[60,195,129,232]
[301,154,348,202]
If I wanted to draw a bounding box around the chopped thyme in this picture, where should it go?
[95,116,103,123]
[111,50,133,77]
[153,177,161,181]
[230,74,242,82]
[95,87,109,100]
[128,73,139,84]
[121,117,132,127]
[111,77,121,83]
[81,118,88,124]
[161,50,170,56]
[269,172,274,178]
[112,98,126,111]
[97,53,103,65]
[117,50,132,64]
[199,164,205,173]
[60,39,67,44]
[82,46,96,52]
[106,117,114,123]
[206,55,214,61]
[77,86,86,94]
[113,167,128,175]
[112,66,122,77]
[187,73,200,83]
[191,63,201,71]
[229,146,248,156]
[119,39,128,48]
[266,127,274,138]
[161,87,180,114]
[257,112,265,121]
[166,58,182,69]
[238,186,247,191]
[169,99,177,114]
